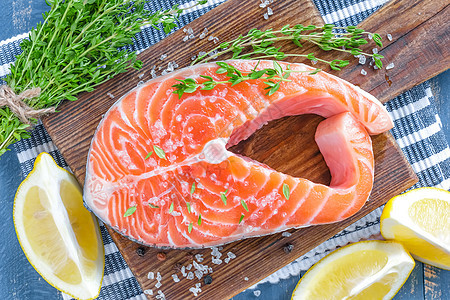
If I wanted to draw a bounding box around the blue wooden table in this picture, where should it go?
[0,1,448,299]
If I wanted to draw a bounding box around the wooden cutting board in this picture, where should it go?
[42,0,449,298]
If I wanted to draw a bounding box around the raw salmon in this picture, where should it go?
[83,60,393,248]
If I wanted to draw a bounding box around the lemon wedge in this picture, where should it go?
[13,152,104,299]
[291,241,414,300]
[381,187,450,270]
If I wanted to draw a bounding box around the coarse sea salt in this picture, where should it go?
[156,290,166,300]
[195,254,204,262]
[187,272,194,280]
[160,54,167,60]
[282,232,292,237]
[227,252,236,259]
[156,272,162,281]
[361,69,367,76]
[172,274,180,283]
[186,263,192,270]
[195,270,203,280]
[155,281,162,289]
[147,272,154,280]
[386,62,395,70]
[254,290,261,297]
[144,289,153,295]
[387,33,393,41]
[107,92,114,99]
[358,55,366,65]
[244,277,249,281]
[263,12,269,20]
[267,7,273,15]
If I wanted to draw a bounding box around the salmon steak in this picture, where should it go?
[83,60,393,248]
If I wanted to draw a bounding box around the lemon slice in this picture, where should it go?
[381,187,450,270]
[291,241,414,300]
[13,152,104,299]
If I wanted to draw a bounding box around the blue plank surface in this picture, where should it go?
[0,1,449,300]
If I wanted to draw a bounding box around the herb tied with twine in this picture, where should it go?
[0,0,207,156]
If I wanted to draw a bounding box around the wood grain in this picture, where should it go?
[39,0,443,298]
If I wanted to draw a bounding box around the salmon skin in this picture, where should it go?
[84,60,393,248]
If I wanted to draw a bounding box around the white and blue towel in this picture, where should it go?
[1,0,449,299]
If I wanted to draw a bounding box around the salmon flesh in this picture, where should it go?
[83,60,393,248]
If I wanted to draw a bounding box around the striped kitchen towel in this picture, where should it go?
[1,0,449,299]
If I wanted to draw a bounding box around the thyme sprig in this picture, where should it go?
[173,61,321,98]
[0,0,206,156]
[192,24,384,69]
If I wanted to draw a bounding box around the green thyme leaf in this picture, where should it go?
[148,203,159,208]
[198,214,202,226]
[240,199,249,212]
[239,213,245,224]
[169,201,174,213]
[190,182,196,195]
[283,183,290,200]
[153,145,166,159]
[145,151,153,159]
[221,189,228,205]
[124,206,137,217]
[186,202,192,213]
[188,222,193,233]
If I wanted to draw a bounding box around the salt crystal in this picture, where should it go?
[198,51,207,57]
[106,92,115,99]
[186,263,192,270]
[212,258,223,264]
[211,247,222,258]
[144,289,153,295]
[172,61,179,68]
[187,27,193,34]
[224,258,230,264]
[191,55,197,61]
[208,267,213,273]
[202,28,208,34]
[160,54,167,60]
[358,55,366,65]
[172,274,180,283]
[196,283,201,289]
[182,35,189,42]
[187,272,194,280]
[181,266,187,277]
[147,272,154,280]
[374,65,379,70]
[183,28,188,33]
[263,12,269,20]
[189,34,195,39]
[282,232,292,237]
[208,36,214,41]
[311,59,318,65]
[136,80,144,87]
[189,287,199,297]
[227,252,236,259]
[199,33,206,39]
[254,290,261,297]
[156,272,162,282]
[195,270,203,280]
[267,7,273,15]
[372,48,378,54]
[368,33,373,39]
[156,290,166,300]
[161,70,168,76]
[195,254,204,262]
[244,277,249,281]
[386,62,395,70]
[259,3,266,8]
[361,69,367,76]
[155,281,162,288]
[138,72,145,79]
[387,33,393,41]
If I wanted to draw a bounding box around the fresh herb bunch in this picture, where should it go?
[0,0,206,156]
[173,61,321,98]
[192,24,384,70]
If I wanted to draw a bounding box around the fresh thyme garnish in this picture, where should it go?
[145,151,153,159]
[124,206,137,217]
[153,145,166,159]
[192,24,383,69]
[186,202,192,213]
[148,203,159,208]
[221,189,228,205]
[188,222,193,233]
[190,182,196,195]
[198,214,202,226]
[169,201,174,213]
[0,0,207,156]
[240,199,249,212]
[283,183,290,200]
[239,214,245,224]
[173,61,319,98]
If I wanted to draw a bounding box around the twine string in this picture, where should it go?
[0,85,55,124]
